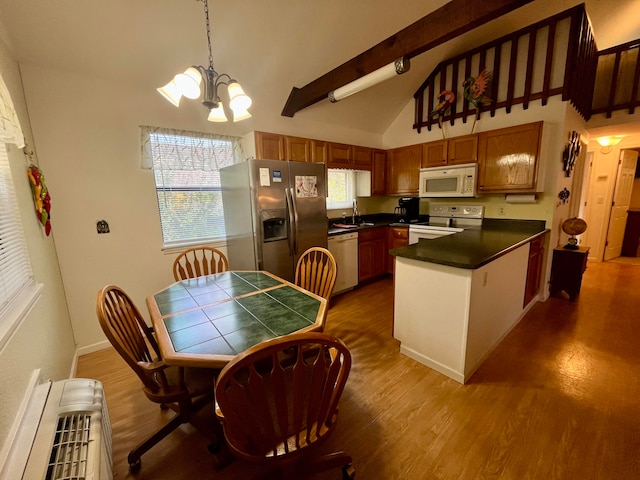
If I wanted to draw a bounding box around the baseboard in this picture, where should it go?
[76,340,111,357]
[399,345,465,384]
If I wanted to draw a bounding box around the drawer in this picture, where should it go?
[388,227,409,239]
[358,227,386,242]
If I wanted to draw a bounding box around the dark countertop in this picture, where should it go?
[389,218,548,269]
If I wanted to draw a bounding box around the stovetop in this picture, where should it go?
[412,204,485,230]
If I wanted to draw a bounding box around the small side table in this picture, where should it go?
[549,246,590,301]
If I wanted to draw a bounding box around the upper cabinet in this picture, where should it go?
[448,134,478,165]
[311,140,328,164]
[372,149,386,195]
[421,134,478,168]
[422,140,448,168]
[327,142,352,168]
[255,131,285,160]
[352,146,373,169]
[477,122,542,193]
[285,136,311,162]
[387,144,422,195]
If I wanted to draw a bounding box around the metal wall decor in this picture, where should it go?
[563,131,581,177]
[558,187,570,205]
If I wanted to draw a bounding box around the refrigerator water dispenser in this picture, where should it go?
[262,210,287,242]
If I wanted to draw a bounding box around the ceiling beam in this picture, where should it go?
[281,0,533,117]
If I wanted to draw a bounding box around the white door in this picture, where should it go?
[604,150,638,260]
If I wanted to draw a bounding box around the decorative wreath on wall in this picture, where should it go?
[27,164,52,236]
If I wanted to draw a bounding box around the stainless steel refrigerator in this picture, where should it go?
[220,159,327,282]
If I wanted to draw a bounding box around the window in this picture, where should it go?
[0,145,36,346]
[141,126,243,247]
[326,169,357,210]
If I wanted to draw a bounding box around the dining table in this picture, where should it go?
[146,270,327,369]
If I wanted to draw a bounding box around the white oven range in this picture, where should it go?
[409,205,484,244]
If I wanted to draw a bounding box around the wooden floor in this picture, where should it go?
[77,261,640,479]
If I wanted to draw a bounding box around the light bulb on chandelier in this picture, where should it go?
[156,0,252,122]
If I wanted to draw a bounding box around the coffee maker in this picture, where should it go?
[394,197,420,223]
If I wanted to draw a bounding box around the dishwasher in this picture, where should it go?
[328,232,359,294]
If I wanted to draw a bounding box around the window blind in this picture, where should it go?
[0,145,34,320]
[140,126,243,246]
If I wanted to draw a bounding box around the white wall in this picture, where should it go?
[0,40,75,458]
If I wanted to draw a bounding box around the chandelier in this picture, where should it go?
[157,0,252,122]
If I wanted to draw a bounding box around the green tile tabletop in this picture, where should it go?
[146,271,327,368]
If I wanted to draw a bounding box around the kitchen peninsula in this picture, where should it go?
[390,219,548,384]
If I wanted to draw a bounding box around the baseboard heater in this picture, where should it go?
[3,378,113,480]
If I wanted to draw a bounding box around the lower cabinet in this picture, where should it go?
[386,226,409,274]
[550,246,590,301]
[523,236,544,307]
[358,227,387,283]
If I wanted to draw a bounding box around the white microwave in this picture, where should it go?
[418,163,478,198]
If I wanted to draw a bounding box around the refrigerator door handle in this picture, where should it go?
[290,187,300,255]
[285,188,295,256]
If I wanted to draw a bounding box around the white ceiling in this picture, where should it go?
[1,0,640,137]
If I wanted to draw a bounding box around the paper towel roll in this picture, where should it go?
[505,194,537,204]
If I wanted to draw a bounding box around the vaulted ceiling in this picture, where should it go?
[1,0,640,137]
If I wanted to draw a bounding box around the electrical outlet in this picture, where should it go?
[498,207,506,216]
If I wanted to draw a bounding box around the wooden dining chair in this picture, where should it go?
[215,332,354,479]
[96,285,217,472]
[173,246,229,281]
[295,247,338,304]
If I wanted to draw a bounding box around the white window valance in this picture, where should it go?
[0,74,24,148]
[140,125,244,170]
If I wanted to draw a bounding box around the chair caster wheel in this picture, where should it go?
[129,458,141,473]
[342,463,355,479]
[160,403,169,410]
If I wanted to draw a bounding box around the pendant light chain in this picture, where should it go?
[202,0,215,71]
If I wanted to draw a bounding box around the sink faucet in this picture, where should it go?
[352,199,359,224]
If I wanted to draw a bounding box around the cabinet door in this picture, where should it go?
[386,227,408,273]
[285,136,311,162]
[255,132,285,161]
[422,140,447,168]
[387,144,422,195]
[327,142,352,168]
[358,228,387,282]
[372,149,386,195]
[352,145,372,170]
[448,134,478,165]
[477,122,542,192]
[311,140,328,164]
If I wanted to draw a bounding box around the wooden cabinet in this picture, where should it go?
[386,226,409,274]
[311,140,328,164]
[622,210,640,257]
[448,134,478,165]
[358,227,387,283]
[422,140,448,168]
[285,136,311,162]
[477,121,542,193]
[387,144,422,195]
[421,135,478,168]
[255,131,285,160]
[327,142,352,168]
[352,145,372,169]
[372,149,386,195]
[550,246,590,301]
[523,235,544,307]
